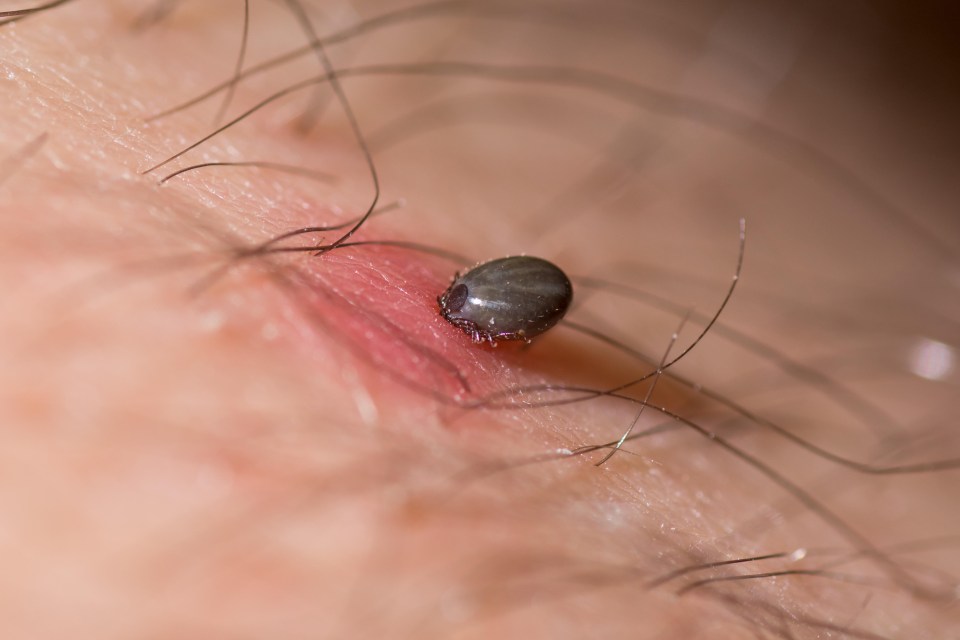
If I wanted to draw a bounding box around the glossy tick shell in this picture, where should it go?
[438,256,573,345]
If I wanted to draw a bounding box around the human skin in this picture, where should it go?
[1,1,959,638]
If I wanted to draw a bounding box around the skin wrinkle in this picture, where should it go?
[0,1,958,639]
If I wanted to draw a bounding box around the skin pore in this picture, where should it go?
[1,0,959,638]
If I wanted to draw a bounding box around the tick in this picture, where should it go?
[438,256,573,345]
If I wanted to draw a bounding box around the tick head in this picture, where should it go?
[439,282,469,317]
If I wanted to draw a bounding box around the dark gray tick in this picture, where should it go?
[438,256,573,346]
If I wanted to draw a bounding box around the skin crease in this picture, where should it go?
[1,0,959,638]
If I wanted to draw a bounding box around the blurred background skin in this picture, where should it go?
[0,0,958,638]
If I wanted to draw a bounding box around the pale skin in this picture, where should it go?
[1,1,959,638]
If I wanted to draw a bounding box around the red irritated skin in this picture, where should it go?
[2,2,960,640]
[268,241,536,402]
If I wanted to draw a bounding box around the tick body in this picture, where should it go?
[438,256,573,345]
